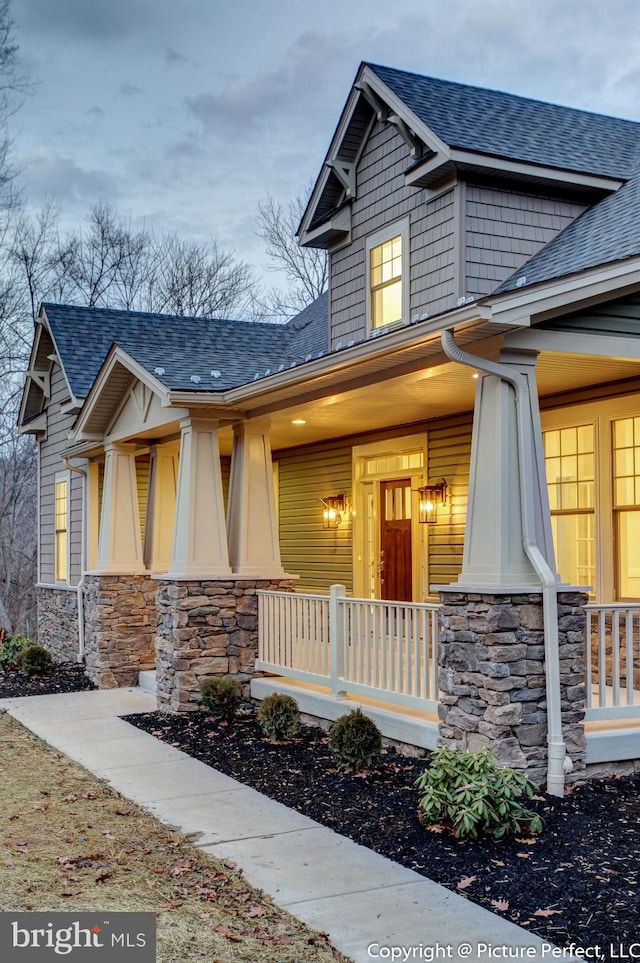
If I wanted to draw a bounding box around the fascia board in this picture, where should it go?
[488,256,640,326]
[38,307,80,410]
[360,65,450,157]
[17,321,45,428]
[447,148,624,192]
[298,82,363,238]
[165,303,492,411]
[505,327,640,360]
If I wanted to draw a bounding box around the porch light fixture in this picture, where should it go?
[417,479,447,524]
[320,494,346,529]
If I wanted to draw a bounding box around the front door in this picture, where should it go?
[380,478,412,601]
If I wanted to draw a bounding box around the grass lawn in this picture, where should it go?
[0,712,347,963]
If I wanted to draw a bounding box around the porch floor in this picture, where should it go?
[250,675,438,752]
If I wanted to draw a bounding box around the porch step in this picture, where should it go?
[138,670,157,696]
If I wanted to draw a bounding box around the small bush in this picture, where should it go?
[329,708,382,772]
[258,693,300,742]
[200,677,242,721]
[16,644,53,677]
[416,747,544,841]
[0,634,31,669]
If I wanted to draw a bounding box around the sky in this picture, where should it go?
[12,0,640,285]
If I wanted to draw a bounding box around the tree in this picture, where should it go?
[256,191,328,319]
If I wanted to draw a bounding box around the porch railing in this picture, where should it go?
[257,584,440,713]
[585,603,640,721]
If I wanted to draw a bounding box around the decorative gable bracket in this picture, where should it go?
[325,159,356,198]
[27,369,51,399]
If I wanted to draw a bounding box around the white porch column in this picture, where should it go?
[95,442,144,574]
[457,347,557,588]
[167,417,231,578]
[144,441,179,572]
[227,418,286,577]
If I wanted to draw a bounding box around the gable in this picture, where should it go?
[299,62,632,251]
[106,378,187,442]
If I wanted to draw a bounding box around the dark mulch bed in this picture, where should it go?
[4,663,639,953]
[124,708,640,953]
[0,663,94,699]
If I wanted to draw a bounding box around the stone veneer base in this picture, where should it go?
[83,574,157,688]
[437,590,588,786]
[155,578,296,712]
[37,586,80,663]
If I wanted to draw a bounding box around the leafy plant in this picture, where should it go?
[329,708,382,772]
[258,693,300,742]
[200,677,242,721]
[415,747,544,841]
[16,644,53,676]
[0,634,31,669]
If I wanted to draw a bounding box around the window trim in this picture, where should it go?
[365,218,410,335]
[54,470,70,584]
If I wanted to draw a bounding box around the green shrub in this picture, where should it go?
[16,644,53,676]
[415,747,544,841]
[0,634,31,669]
[258,693,300,742]
[200,677,242,721]
[329,708,382,772]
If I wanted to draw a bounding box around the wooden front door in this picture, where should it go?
[380,479,412,602]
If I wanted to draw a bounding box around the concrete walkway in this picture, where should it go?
[0,688,555,962]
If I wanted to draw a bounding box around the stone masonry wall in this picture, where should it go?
[37,587,79,663]
[83,574,157,687]
[438,590,588,786]
[155,578,296,712]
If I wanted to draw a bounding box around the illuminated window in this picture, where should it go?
[366,221,409,331]
[544,425,595,589]
[54,477,68,582]
[613,417,640,598]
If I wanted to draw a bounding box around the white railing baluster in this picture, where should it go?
[586,602,640,722]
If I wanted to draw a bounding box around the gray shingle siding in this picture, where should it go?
[330,120,457,347]
[465,183,587,298]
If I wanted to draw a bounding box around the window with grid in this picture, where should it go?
[54,478,68,582]
[613,417,640,598]
[544,424,595,588]
[369,234,403,329]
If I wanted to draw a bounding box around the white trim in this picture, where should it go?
[352,433,428,600]
[365,217,410,335]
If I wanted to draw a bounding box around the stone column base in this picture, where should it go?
[37,586,79,663]
[83,574,157,687]
[437,590,588,786]
[155,578,296,712]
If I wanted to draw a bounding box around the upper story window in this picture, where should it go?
[366,219,409,332]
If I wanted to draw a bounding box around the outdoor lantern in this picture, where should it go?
[321,494,346,529]
[417,480,447,524]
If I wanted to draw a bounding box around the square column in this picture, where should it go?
[458,348,556,589]
[227,419,286,577]
[94,442,144,574]
[144,441,179,572]
[168,417,231,578]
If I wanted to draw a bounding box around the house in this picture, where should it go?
[19,62,640,794]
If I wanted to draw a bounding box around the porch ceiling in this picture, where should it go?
[224,349,640,455]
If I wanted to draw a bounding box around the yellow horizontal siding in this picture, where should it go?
[277,444,352,593]
[428,421,472,585]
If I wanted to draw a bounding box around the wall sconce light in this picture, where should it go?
[320,494,346,529]
[417,479,447,524]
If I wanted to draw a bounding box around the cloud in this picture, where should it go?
[22,148,119,205]
[165,46,188,67]
[86,106,104,118]
[120,83,143,98]
[185,29,356,138]
[17,0,156,41]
